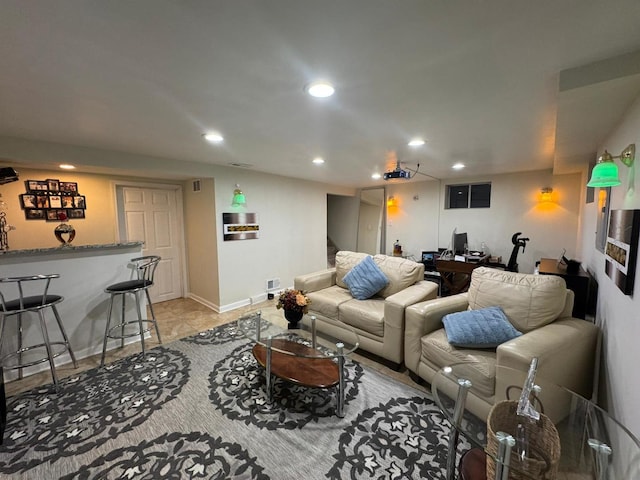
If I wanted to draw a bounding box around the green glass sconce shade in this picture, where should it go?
[587,144,635,187]
[587,160,621,187]
[231,184,246,206]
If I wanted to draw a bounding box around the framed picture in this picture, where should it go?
[35,195,50,209]
[20,194,37,209]
[49,195,62,209]
[68,209,85,219]
[59,181,78,193]
[61,195,75,208]
[26,180,48,191]
[46,209,67,222]
[47,179,60,191]
[73,195,86,209]
[25,209,46,220]
[605,209,640,295]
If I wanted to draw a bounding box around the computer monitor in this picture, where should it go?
[453,232,468,255]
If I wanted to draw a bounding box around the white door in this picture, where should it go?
[120,186,183,303]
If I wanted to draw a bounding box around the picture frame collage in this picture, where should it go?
[20,179,87,221]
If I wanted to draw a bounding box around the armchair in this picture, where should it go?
[405,267,599,419]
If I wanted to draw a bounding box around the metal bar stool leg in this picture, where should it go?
[101,294,115,367]
[17,313,23,380]
[0,315,6,369]
[134,291,145,356]
[145,289,162,344]
[37,309,59,388]
[51,305,78,368]
[120,293,126,349]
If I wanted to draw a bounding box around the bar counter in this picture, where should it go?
[0,242,145,381]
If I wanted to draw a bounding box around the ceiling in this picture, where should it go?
[2,1,640,188]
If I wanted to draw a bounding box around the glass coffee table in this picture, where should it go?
[431,363,640,480]
[236,310,359,418]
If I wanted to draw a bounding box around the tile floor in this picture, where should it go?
[4,297,426,398]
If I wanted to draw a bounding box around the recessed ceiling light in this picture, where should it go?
[306,81,335,98]
[203,132,224,143]
[59,164,75,170]
[408,138,425,147]
[452,163,465,170]
[371,173,382,180]
[312,157,325,165]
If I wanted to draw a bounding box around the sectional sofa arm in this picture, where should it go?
[496,318,599,401]
[294,268,336,293]
[384,280,439,329]
[404,293,469,372]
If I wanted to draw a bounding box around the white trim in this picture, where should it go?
[187,293,220,313]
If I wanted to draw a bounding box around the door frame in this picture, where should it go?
[111,180,188,300]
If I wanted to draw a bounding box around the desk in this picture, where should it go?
[538,258,594,319]
[436,258,487,295]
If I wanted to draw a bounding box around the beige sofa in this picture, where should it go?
[294,251,438,368]
[405,267,599,419]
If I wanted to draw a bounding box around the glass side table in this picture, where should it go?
[431,363,640,480]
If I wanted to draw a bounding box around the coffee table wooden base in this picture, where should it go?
[253,340,339,388]
[252,338,346,416]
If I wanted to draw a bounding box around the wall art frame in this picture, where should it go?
[604,209,640,295]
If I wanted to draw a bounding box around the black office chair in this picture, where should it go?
[506,232,530,272]
[100,256,162,366]
[0,274,77,389]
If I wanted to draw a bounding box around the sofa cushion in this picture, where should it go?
[467,267,568,332]
[335,251,370,289]
[338,299,385,337]
[342,255,389,300]
[421,329,497,398]
[307,285,354,319]
[373,254,424,298]
[442,306,522,348]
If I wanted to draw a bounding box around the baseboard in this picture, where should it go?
[187,293,220,312]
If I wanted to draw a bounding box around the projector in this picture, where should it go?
[383,169,411,180]
[0,167,19,185]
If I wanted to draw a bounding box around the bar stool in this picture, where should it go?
[0,274,78,389]
[100,256,162,366]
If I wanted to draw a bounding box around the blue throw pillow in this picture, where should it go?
[442,306,522,348]
[343,255,389,300]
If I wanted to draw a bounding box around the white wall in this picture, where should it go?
[385,171,582,273]
[327,194,359,251]
[579,94,640,439]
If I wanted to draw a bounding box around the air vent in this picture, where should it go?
[192,179,201,192]
[228,162,253,168]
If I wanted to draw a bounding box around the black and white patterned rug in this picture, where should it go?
[0,322,485,479]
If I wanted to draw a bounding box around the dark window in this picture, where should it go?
[470,183,491,208]
[446,183,491,209]
[447,185,469,209]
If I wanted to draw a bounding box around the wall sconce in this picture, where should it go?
[231,184,246,206]
[387,195,396,207]
[540,187,553,203]
[587,144,635,187]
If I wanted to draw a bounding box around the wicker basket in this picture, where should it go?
[486,401,561,480]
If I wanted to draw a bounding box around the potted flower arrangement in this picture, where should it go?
[276,288,310,327]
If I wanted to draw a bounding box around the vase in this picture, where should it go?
[284,309,303,329]
[54,223,76,246]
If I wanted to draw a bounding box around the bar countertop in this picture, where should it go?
[0,241,144,259]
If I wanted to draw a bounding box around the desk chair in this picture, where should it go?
[0,274,78,389]
[100,256,162,367]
